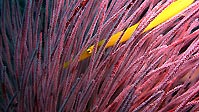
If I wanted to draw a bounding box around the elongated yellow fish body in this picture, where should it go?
[64,0,194,68]
[144,0,194,32]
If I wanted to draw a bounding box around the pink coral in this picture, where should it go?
[0,0,199,111]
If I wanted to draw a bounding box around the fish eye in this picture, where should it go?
[86,49,92,54]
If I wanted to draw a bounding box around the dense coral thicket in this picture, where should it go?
[1,0,199,111]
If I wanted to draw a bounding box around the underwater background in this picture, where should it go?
[1,0,199,111]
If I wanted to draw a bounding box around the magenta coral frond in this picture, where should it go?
[1,0,199,111]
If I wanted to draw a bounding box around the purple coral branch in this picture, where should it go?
[1,0,199,111]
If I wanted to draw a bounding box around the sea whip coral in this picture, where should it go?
[0,0,199,111]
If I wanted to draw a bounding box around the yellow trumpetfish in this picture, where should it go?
[64,0,194,68]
